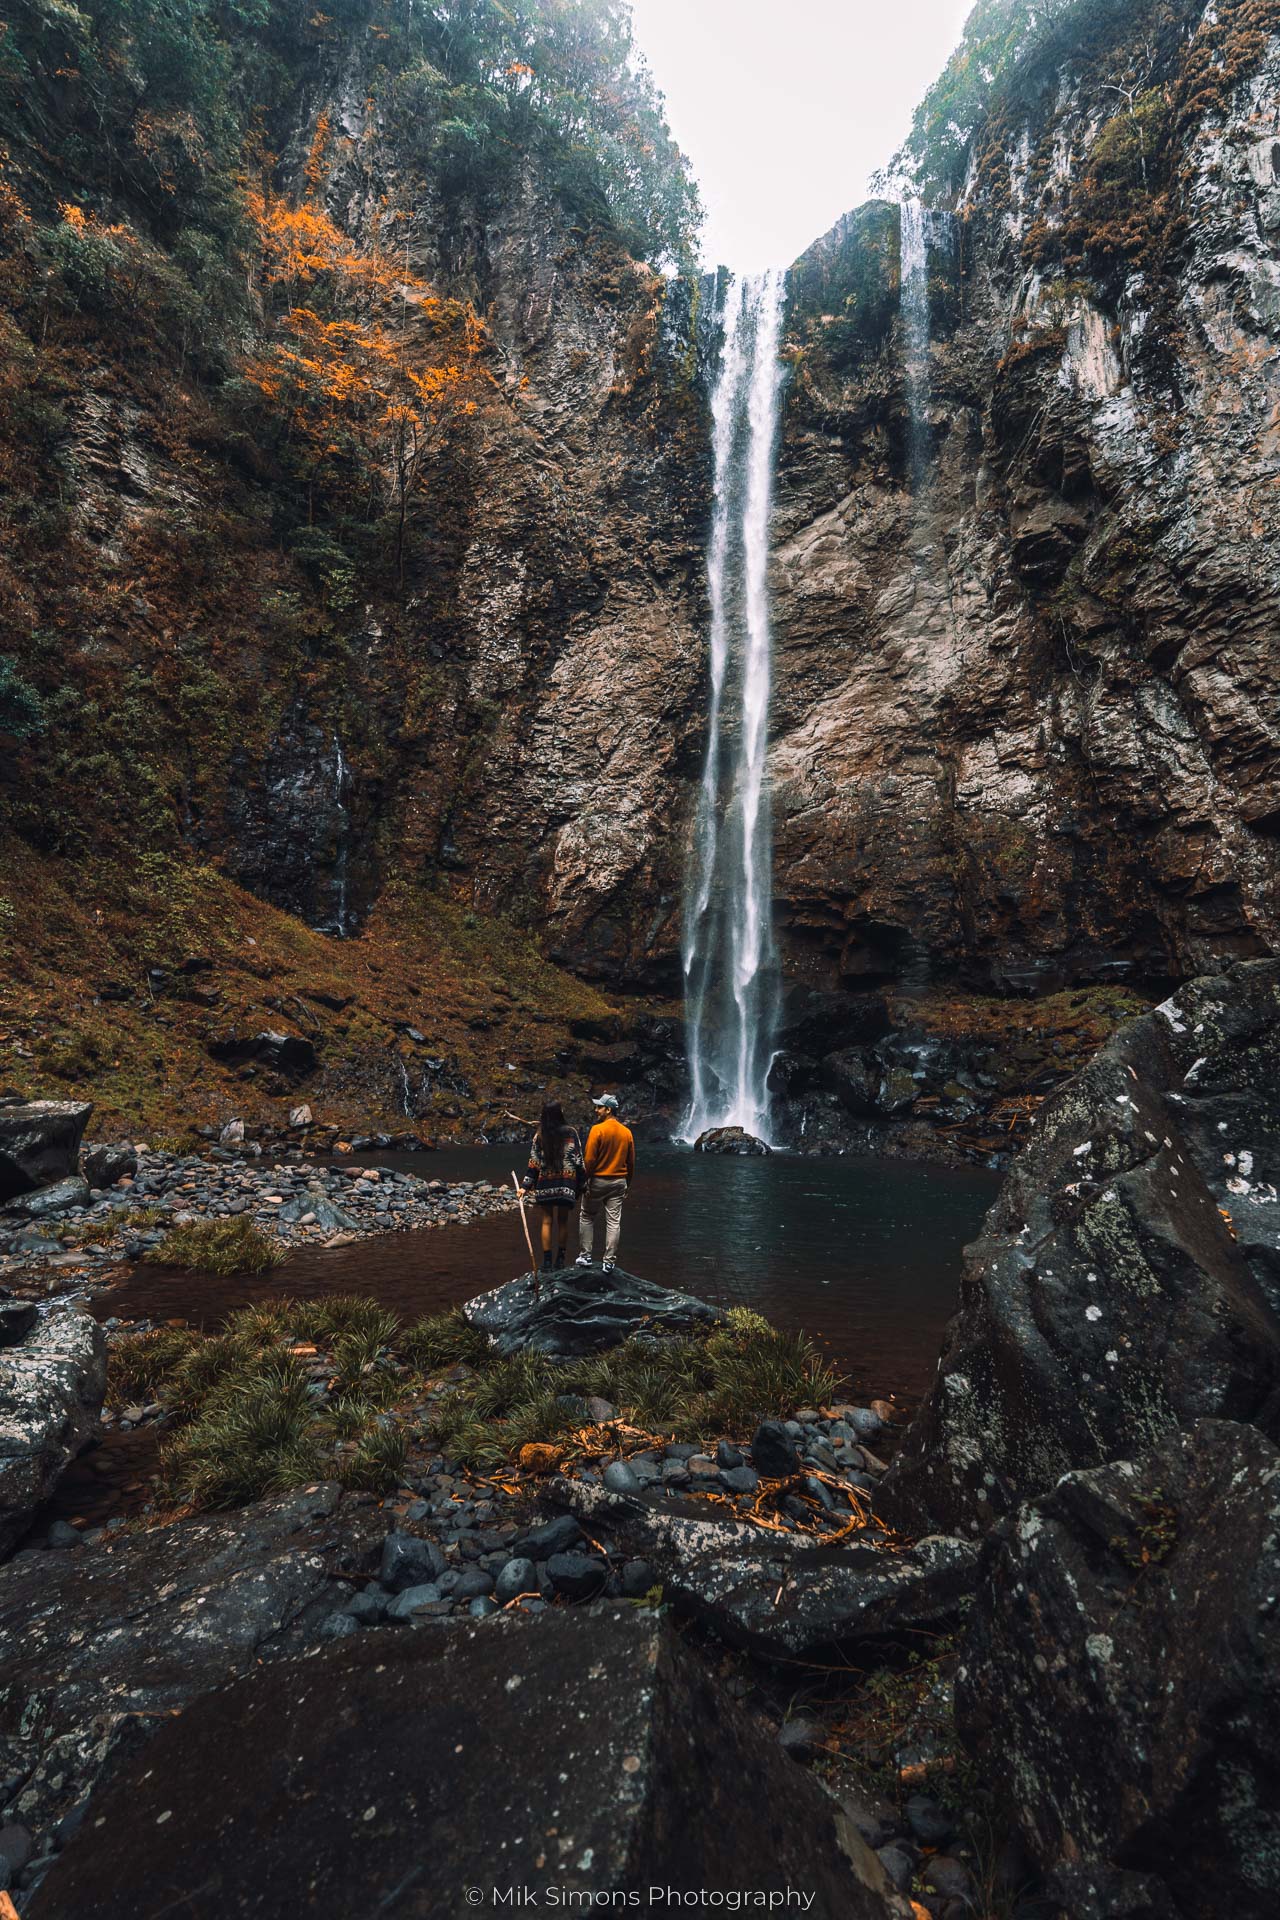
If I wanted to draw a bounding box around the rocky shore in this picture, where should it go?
[0,1138,515,1287]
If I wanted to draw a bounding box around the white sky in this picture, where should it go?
[628,0,975,270]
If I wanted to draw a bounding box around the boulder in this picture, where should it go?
[0,1101,92,1203]
[0,1307,106,1558]
[883,961,1280,1537]
[3,1176,91,1222]
[277,1193,358,1233]
[668,1534,979,1662]
[958,1421,1280,1920]
[0,1485,384,1842]
[80,1143,138,1188]
[693,1125,771,1154]
[30,1610,911,1920]
[464,1264,723,1357]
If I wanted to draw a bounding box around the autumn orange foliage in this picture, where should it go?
[242,120,488,554]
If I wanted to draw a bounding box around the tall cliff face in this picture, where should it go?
[773,0,1280,1000]
[1,1,707,979]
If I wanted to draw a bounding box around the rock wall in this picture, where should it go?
[771,0,1280,999]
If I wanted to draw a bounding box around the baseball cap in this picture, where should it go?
[593,1093,619,1111]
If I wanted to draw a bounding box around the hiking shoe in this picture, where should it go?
[554,1251,567,1269]
[602,1259,616,1274]
[574,1252,592,1267]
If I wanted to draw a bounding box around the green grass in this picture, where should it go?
[107,1297,844,1506]
[428,1304,846,1469]
[145,1216,286,1274]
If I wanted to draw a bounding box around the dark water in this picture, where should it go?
[97,1147,998,1403]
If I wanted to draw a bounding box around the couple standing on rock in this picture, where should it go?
[522,1094,635,1274]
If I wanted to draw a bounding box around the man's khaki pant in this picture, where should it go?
[580,1176,627,1263]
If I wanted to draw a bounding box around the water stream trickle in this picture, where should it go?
[681,270,787,1145]
[900,200,931,487]
[330,732,351,938]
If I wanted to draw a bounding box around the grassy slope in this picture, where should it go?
[0,826,666,1141]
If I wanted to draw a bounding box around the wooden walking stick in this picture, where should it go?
[511,1171,538,1274]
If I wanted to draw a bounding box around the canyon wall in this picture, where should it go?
[773,0,1280,1000]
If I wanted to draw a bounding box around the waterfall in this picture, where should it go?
[330,732,351,938]
[681,269,787,1145]
[900,200,931,486]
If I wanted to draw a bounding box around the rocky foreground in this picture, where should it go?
[1,965,1279,1918]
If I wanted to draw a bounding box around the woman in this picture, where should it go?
[521,1101,583,1271]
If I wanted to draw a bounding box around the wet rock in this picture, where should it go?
[384,1582,442,1621]
[0,1484,383,1843]
[751,1419,801,1477]
[30,1611,912,1920]
[884,963,1280,1537]
[721,1464,759,1495]
[509,1514,583,1561]
[875,1846,915,1896]
[0,1101,92,1204]
[378,1531,446,1592]
[906,1795,953,1848]
[79,1144,137,1189]
[545,1550,608,1600]
[603,1460,643,1496]
[4,1176,91,1222]
[0,1298,37,1348]
[667,1534,979,1662]
[958,1420,1280,1920]
[620,1558,656,1598]
[694,1126,771,1154]
[493,1556,536,1604]
[464,1263,722,1357]
[0,1307,106,1558]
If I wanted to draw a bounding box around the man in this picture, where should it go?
[576,1092,635,1273]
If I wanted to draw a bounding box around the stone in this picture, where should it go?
[603,1460,643,1496]
[451,1568,494,1601]
[0,1102,92,1204]
[339,1588,385,1626]
[463,1263,723,1357]
[922,1857,974,1903]
[377,1530,445,1593]
[277,1193,358,1233]
[545,1551,608,1600]
[384,1583,442,1620]
[288,1105,312,1129]
[667,1534,979,1663]
[875,1846,915,1896]
[0,1484,383,1844]
[493,1557,536,1604]
[958,1419,1280,1920]
[720,1465,759,1495]
[716,1440,744,1469]
[0,1299,38,1348]
[905,1796,953,1848]
[79,1144,137,1189]
[884,964,1280,1537]
[29,1612,910,1920]
[317,1610,357,1639]
[693,1126,771,1154]
[509,1514,583,1560]
[751,1420,801,1477]
[44,1522,81,1551]
[619,1558,656,1598]
[0,1307,106,1559]
[3,1176,91,1222]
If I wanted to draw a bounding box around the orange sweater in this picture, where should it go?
[583,1115,635,1181]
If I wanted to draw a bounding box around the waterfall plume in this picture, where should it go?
[900,200,931,486]
[681,269,786,1145]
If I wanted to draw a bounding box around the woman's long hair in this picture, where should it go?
[537,1101,568,1173]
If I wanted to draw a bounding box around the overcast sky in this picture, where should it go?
[628,0,975,270]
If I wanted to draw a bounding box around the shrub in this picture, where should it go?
[0,656,44,740]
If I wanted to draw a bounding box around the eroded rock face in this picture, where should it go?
[0,1103,92,1204]
[0,1307,106,1558]
[31,1610,910,1920]
[770,12,1280,995]
[957,1421,1280,1920]
[882,961,1280,1537]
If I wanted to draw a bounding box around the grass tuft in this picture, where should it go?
[146,1216,286,1274]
